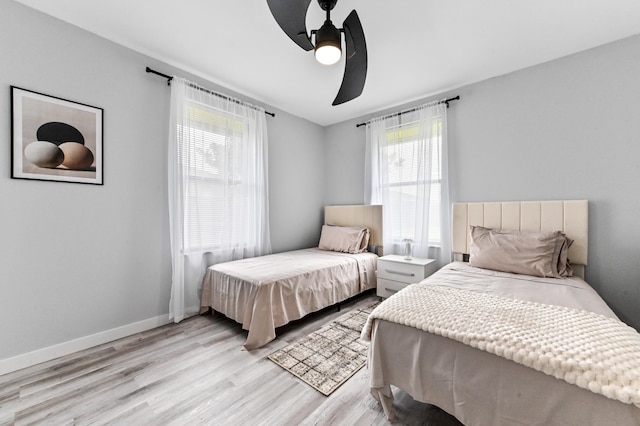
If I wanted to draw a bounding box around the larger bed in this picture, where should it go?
[200,204,383,350]
[362,200,640,425]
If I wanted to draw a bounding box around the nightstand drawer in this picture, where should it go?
[377,278,410,298]
[377,260,427,284]
[376,256,437,298]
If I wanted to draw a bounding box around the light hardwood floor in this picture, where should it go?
[0,293,462,425]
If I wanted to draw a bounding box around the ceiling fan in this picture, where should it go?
[266,0,367,106]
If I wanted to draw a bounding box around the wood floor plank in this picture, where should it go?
[1,293,462,425]
[0,394,17,425]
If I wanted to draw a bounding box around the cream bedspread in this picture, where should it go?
[364,262,640,424]
[200,248,377,350]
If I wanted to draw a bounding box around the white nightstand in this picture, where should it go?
[377,255,437,298]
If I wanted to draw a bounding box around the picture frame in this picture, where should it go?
[11,86,103,185]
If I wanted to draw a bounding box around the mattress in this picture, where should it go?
[365,262,640,425]
[200,248,377,349]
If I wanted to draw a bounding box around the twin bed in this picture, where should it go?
[363,200,640,425]
[199,204,383,350]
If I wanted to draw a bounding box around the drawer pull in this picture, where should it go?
[385,269,415,277]
[385,287,399,293]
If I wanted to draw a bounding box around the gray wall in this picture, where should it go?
[325,34,640,330]
[323,121,366,205]
[269,113,326,252]
[0,1,325,361]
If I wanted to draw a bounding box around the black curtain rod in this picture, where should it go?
[146,67,173,84]
[145,67,275,118]
[355,95,460,128]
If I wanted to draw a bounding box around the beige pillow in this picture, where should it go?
[358,228,371,252]
[469,226,573,278]
[318,225,370,254]
[555,235,574,277]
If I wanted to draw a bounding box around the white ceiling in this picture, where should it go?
[13,0,640,126]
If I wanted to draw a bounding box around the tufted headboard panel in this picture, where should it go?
[324,204,383,255]
[452,200,588,278]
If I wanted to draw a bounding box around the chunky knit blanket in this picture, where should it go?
[362,283,640,407]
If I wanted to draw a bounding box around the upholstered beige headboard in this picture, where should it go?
[452,200,588,278]
[324,205,383,255]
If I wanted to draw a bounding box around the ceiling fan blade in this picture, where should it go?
[267,0,314,51]
[332,10,367,106]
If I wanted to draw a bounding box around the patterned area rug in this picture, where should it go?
[268,302,379,396]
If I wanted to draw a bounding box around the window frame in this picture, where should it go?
[381,118,444,246]
[177,106,253,253]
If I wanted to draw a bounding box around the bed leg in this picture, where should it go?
[337,302,341,312]
[372,385,397,422]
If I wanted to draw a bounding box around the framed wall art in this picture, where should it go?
[11,86,103,185]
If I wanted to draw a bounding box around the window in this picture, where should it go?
[366,102,449,260]
[383,120,443,245]
[179,123,227,251]
[177,104,267,254]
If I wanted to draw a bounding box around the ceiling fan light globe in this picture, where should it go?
[315,44,341,65]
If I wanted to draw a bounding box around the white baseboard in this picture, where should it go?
[0,309,196,376]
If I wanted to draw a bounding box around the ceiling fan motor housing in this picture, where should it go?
[315,20,341,50]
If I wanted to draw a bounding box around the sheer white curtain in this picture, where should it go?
[365,101,451,267]
[168,77,271,322]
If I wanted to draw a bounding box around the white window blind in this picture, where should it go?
[383,120,443,245]
[178,120,248,251]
